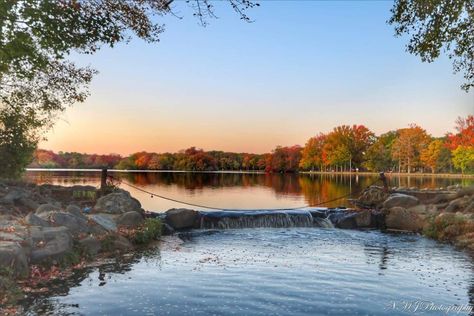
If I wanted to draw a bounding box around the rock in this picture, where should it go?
[382,194,419,209]
[465,201,474,213]
[17,197,39,211]
[39,212,91,236]
[354,210,373,228]
[79,236,101,256]
[35,203,61,215]
[165,208,199,230]
[384,207,425,232]
[161,223,175,236]
[113,235,133,251]
[334,213,358,229]
[0,241,29,277]
[24,212,50,227]
[65,204,87,220]
[1,189,25,204]
[354,186,389,208]
[445,196,471,213]
[90,214,117,232]
[116,211,144,227]
[92,192,142,215]
[30,226,73,263]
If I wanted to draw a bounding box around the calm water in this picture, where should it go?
[24,171,473,211]
[21,171,474,315]
[22,229,473,315]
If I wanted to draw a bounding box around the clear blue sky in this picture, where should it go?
[43,1,473,155]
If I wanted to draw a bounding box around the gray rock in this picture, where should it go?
[383,194,419,209]
[47,212,91,236]
[35,203,61,215]
[335,213,358,229]
[354,210,372,228]
[17,197,39,211]
[2,189,25,204]
[92,192,142,215]
[79,236,101,256]
[0,241,29,277]
[445,196,471,213]
[30,226,73,263]
[165,208,199,230]
[90,214,117,232]
[113,235,133,251]
[116,211,144,227]
[65,204,87,220]
[384,207,425,232]
[161,223,175,236]
[25,212,50,227]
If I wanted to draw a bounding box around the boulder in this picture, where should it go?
[113,235,133,251]
[65,204,87,220]
[334,213,358,229]
[382,194,419,209]
[35,203,61,215]
[116,211,144,227]
[0,241,29,277]
[30,226,73,263]
[354,210,373,228]
[92,192,142,215]
[90,214,117,232]
[445,196,471,213]
[79,236,101,256]
[384,207,425,232]
[354,186,389,208]
[24,212,50,227]
[165,208,199,230]
[1,189,25,204]
[17,197,39,211]
[161,223,175,236]
[39,212,91,236]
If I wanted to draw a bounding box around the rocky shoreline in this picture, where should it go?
[1,181,474,313]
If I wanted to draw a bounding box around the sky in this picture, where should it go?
[41,1,474,155]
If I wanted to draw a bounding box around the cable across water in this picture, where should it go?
[107,174,381,211]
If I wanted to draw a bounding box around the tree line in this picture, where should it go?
[29,115,474,174]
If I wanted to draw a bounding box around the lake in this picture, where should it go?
[20,171,474,315]
[23,170,473,212]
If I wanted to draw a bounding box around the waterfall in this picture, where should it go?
[198,209,334,230]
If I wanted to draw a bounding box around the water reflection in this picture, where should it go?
[24,171,472,211]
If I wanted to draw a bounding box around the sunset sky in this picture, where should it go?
[42,1,473,155]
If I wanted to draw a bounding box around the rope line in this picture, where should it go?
[108,174,380,211]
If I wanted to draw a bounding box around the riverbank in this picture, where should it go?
[0,182,162,314]
[26,168,474,178]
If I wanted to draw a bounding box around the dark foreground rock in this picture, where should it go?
[165,208,199,229]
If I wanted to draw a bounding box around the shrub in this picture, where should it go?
[132,218,162,245]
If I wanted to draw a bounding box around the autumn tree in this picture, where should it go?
[446,115,474,150]
[389,0,474,91]
[391,124,430,173]
[452,145,474,174]
[323,125,374,171]
[421,139,446,173]
[299,134,326,171]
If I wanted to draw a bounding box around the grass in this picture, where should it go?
[423,213,474,244]
[131,218,162,245]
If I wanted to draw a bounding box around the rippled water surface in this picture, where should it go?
[23,228,473,315]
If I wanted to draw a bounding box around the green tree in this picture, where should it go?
[452,145,474,174]
[389,0,474,91]
[364,131,397,172]
[299,134,326,171]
